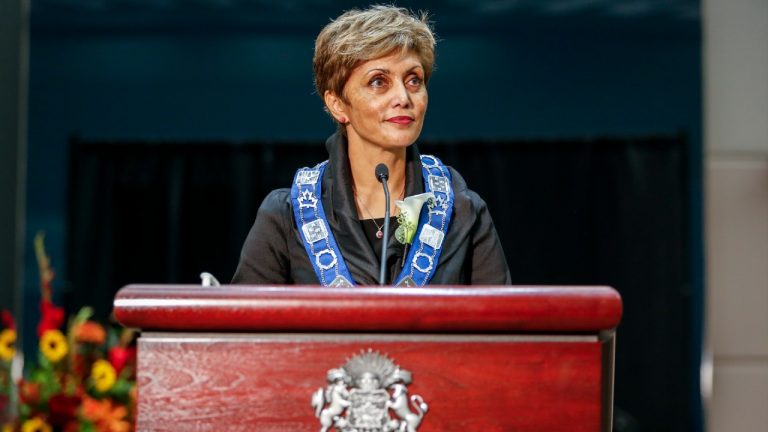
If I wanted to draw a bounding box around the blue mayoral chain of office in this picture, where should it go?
[290,155,454,287]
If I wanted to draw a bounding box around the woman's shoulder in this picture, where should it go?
[246,188,295,246]
[445,165,487,210]
[257,188,292,216]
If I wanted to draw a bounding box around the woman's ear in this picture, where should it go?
[324,91,348,124]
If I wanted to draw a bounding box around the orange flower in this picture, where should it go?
[81,396,131,432]
[74,321,106,345]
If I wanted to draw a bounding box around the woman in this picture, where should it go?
[232,5,510,286]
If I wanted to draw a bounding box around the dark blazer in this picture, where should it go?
[232,133,511,285]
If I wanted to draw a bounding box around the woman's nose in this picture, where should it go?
[390,81,411,108]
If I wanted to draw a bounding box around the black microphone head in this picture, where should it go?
[375,163,389,182]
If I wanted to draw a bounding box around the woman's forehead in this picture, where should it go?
[355,52,424,74]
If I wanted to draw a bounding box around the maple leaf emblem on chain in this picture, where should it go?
[428,195,448,215]
[298,189,319,209]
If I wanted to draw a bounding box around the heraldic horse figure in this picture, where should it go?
[312,369,351,432]
[388,383,428,432]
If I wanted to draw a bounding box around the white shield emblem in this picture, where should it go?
[349,388,389,429]
[311,350,429,432]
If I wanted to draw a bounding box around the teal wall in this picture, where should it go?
[24,3,701,361]
[19,4,703,429]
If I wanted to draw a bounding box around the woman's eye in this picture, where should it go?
[369,77,386,88]
[407,76,423,87]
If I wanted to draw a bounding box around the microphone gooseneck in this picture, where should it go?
[375,163,390,286]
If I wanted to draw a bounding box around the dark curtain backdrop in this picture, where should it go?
[67,135,690,431]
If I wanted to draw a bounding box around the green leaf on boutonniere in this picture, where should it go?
[394,192,434,245]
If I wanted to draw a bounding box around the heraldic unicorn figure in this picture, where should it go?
[311,350,429,432]
[387,383,428,432]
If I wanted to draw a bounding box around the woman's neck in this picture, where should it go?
[347,138,407,219]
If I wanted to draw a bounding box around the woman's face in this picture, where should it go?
[329,51,428,152]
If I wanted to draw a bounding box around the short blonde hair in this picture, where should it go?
[313,5,436,104]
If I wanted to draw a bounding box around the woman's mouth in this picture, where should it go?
[386,116,414,125]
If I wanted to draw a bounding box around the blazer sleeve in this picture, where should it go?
[468,191,512,285]
[231,189,293,284]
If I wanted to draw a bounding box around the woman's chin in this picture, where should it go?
[382,130,422,149]
[348,128,421,151]
[389,138,417,147]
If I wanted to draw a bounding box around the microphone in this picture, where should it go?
[375,163,390,285]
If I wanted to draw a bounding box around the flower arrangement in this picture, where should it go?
[1,311,17,427]
[1,233,137,432]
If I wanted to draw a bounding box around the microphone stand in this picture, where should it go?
[376,164,391,286]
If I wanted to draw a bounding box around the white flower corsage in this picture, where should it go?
[394,192,434,245]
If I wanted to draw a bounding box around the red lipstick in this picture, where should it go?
[387,116,414,125]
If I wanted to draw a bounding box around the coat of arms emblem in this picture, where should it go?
[311,350,429,432]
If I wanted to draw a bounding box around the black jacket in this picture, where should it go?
[232,133,511,285]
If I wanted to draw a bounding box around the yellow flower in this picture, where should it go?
[91,359,117,393]
[21,417,52,432]
[39,329,68,363]
[0,329,15,361]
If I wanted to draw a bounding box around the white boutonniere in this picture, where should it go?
[395,192,434,245]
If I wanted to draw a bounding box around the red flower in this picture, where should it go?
[37,300,65,337]
[1,309,14,330]
[18,380,40,405]
[0,393,8,421]
[47,393,82,427]
[108,346,136,375]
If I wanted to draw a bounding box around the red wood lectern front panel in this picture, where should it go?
[114,285,621,432]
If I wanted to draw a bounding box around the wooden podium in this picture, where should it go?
[114,285,621,432]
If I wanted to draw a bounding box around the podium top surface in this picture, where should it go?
[114,285,622,333]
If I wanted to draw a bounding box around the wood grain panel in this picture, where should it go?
[115,285,622,333]
[137,333,603,431]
